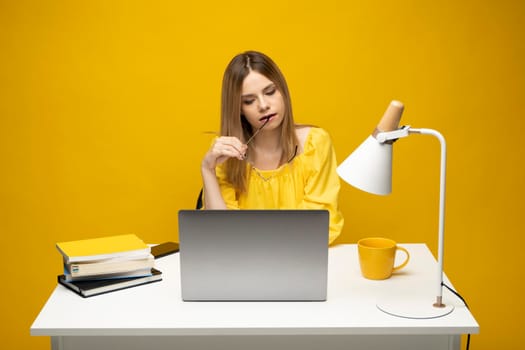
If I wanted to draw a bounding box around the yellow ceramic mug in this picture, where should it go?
[357,237,410,280]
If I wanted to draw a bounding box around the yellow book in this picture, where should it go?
[56,234,150,263]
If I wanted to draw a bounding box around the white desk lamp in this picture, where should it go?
[337,100,454,319]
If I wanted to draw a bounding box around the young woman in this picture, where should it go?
[201,51,344,244]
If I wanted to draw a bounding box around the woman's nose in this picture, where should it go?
[258,96,270,111]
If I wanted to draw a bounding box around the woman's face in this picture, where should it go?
[240,71,285,132]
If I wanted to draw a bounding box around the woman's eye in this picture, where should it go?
[265,88,276,96]
[243,99,255,105]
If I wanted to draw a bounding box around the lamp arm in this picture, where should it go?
[375,125,410,143]
[409,128,447,308]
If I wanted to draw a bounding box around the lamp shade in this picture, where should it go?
[336,135,393,195]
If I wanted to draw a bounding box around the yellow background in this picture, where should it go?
[1,0,523,348]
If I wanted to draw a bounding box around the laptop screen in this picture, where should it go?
[178,209,329,301]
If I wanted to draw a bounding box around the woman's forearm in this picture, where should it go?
[201,166,227,209]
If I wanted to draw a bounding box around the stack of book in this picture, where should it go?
[56,234,162,297]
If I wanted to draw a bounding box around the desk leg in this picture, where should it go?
[50,336,63,350]
[449,335,461,350]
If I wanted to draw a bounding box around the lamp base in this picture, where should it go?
[377,296,455,319]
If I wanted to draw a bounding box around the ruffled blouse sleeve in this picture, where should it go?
[215,164,240,209]
[298,128,344,244]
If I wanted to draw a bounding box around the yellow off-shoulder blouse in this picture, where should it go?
[215,127,344,244]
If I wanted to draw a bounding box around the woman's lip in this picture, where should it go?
[260,113,276,122]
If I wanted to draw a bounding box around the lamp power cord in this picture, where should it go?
[443,282,471,350]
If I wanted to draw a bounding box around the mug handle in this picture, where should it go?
[392,246,410,271]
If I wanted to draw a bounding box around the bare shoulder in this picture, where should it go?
[295,125,312,151]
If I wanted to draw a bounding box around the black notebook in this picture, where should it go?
[58,268,162,297]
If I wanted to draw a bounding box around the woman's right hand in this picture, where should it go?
[202,136,247,171]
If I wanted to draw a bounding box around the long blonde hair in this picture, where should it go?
[221,51,298,193]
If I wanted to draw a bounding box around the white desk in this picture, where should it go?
[31,244,479,350]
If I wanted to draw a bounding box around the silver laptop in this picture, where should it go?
[178,210,329,301]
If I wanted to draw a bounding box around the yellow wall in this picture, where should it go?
[1,1,523,348]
